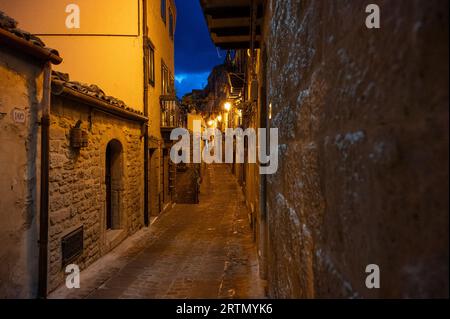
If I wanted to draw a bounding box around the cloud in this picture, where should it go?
[175,72,210,98]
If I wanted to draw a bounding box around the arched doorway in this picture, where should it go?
[105,139,123,230]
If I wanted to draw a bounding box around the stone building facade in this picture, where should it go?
[47,72,146,291]
[201,0,449,298]
[263,0,448,299]
[0,11,62,298]
[1,0,180,223]
[1,0,181,296]
[0,8,150,296]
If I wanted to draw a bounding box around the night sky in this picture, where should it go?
[174,0,225,98]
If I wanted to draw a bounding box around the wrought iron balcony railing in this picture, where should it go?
[159,95,182,128]
[160,95,185,128]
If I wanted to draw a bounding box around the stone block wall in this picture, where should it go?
[263,0,448,298]
[48,95,144,291]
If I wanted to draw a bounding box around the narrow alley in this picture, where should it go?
[49,164,264,299]
[0,0,448,302]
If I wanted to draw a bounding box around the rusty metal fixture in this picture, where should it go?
[70,128,88,148]
[70,121,88,149]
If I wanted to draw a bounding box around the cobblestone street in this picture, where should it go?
[49,164,265,299]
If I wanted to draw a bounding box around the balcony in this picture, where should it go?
[160,95,185,129]
[160,95,187,144]
[228,72,245,99]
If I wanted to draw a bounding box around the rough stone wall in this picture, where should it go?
[48,95,144,292]
[264,0,448,298]
[0,48,43,298]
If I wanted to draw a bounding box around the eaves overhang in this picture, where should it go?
[200,0,265,49]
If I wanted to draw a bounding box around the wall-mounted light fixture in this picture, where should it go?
[70,120,88,149]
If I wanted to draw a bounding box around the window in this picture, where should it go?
[161,60,169,95]
[169,9,174,40]
[147,41,155,86]
[161,0,166,24]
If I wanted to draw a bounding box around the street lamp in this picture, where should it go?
[217,115,222,122]
[224,102,232,112]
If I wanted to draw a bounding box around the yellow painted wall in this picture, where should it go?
[144,0,176,210]
[0,0,144,111]
[0,0,139,35]
[41,36,144,111]
[146,0,176,138]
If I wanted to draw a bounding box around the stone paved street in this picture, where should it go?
[49,164,265,299]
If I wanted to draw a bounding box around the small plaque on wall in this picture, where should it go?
[11,108,26,124]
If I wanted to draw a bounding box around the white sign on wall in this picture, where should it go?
[11,108,26,124]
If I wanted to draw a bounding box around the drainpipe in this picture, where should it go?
[38,62,52,298]
[143,0,150,226]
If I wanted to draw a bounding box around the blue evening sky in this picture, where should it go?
[174,0,226,98]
